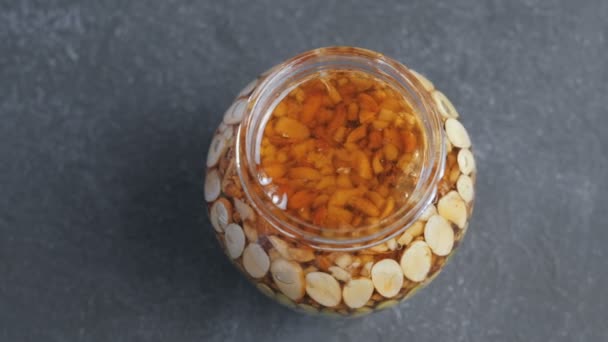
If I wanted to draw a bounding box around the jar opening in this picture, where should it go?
[236,47,445,250]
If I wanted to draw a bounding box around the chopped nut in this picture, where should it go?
[242,221,258,242]
[357,93,379,112]
[360,261,374,277]
[274,117,310,140]
[234,198,255,222]
[369,243,388,253]
[380,196,395,219]
[287,190,317,210]
[288,247,315,262]
[257,70,425,229]
[300,92,324,125]
[386,238,398,251]
[288,167,322,180]
[315,255,333,271]
[348,197,380,217]
[334,253,353,269]
[329,266,351,282]
[346,124,368,143]
[322,80,343,104]
[365,191,386,209]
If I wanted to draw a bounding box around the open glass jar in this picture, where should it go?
[204,47,476,317]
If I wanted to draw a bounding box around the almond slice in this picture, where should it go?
[445,118,471,148]
[234,198,255,222]
[242,243,270,278]
[209,198,232,232]
[424,215,454,256]
[437,191,467,228]
[223,99,247,125]
[238,79,258,97]
[204,169,221,202]
[206,134,228,168]
[411,69,435,92]
[457,148,475,175]
[224,223,245,259]
[271,258,305,301]
[432,90,459,119]
[343,278,374,309]
[329,266,351,282]
[456,175,474,203]
[400,241,432,282]
[419,204,437,221]
[305,272,342,307]
[371,259,404,298]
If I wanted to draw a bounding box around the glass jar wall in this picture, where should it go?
[204,47,476,316]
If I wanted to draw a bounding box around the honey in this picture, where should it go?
[258,71,424,229]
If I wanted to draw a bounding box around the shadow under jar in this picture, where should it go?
[204,47,476,317]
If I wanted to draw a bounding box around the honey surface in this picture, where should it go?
[258,71,424,229]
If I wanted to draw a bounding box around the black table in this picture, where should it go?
[1,1,607,341]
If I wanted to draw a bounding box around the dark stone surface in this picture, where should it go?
[1,0,607,341]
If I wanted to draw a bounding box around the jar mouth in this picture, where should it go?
[236,46,445,251]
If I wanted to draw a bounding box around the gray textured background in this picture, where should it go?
[1,0,607,341]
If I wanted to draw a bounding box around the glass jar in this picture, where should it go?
[204,47,476,317]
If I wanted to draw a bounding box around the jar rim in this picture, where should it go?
[236,46,445,251]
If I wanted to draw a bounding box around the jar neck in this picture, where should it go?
[236,47,445,251]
